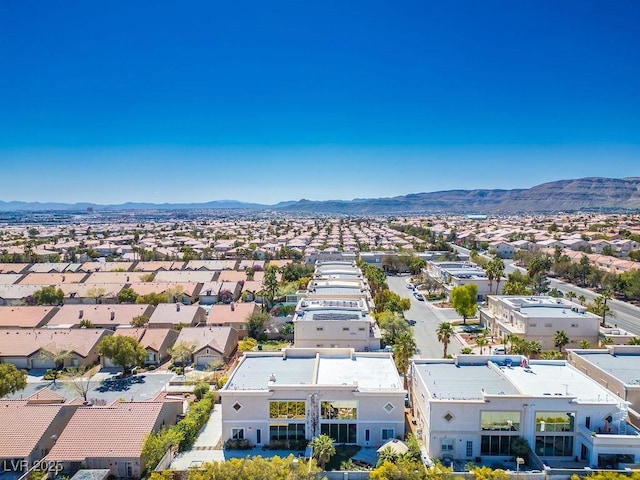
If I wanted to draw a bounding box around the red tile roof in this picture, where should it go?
[46,402,167,460]
[0,401,72,458]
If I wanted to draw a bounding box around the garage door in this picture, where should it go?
[2,357,29,369]
[195,355,220,368]
[30,356,55,369]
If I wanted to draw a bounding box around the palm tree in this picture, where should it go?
[486,257,505,295]
[393,331,417,388]
[628,337,640,345]
[600,291,612,327]
[528,340,542,359]
[503,333,520,355]
[578,295,586,306]
[476,336,489,355]
[436,322,454,358]
[309,434,336,471]
[565,291,577,302]
[579,339,591,349]
[554,330,569,353]
[600,336,614,347]
[377,446,400,467]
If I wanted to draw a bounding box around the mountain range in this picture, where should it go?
[2,177,640,214]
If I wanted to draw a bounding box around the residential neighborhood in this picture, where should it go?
[1,212,640,478]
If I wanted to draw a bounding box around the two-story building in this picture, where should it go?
[220,348,406,449]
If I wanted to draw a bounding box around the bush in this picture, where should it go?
[224,438,253,450]
[193,382,210,400]
[148,364,156,370]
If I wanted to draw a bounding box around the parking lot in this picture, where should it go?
[5,368,175,404]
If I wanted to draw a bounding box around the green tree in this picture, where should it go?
[33,286,64,305]
[0,364,27,397]
[309,434,336,470]
[371,458,427,480]
[98,335,146,373]
[436,322,454,358]
[450,284,478,324]
[142,428,184,471]
[118,287,139,304]
[130,315,150,327]
[169,341,196,365]
[553,330,570,353]
[263,265,279,310]
[247,311,270,339]
[238,337,258,352]
[376,310,410,345]
[407,255,427,275]
[136,292,168,306]
[393,330,417,387]
[627,337,640,345]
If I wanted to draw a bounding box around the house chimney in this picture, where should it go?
[176,303,181,312]
[231,303,235,311]
[79,309,84,319]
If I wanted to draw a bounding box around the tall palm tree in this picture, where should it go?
[309,434,336,471]
[436,322,454,358]
[554,330,570,353]
[600,291,612,327]
[476,336,489,355]
[393,331,417,388]
[565,291,577,302]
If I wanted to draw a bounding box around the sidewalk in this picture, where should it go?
[170,403,224,469]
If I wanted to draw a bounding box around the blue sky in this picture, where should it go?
[1,0,639,204]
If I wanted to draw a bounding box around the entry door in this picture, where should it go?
[256,429,262,445]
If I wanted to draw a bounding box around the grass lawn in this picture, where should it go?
[258,340,292,351]
[325,445,361,471]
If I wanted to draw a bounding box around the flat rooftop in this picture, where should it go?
[573,352,640,385]
[225,350,402,392]
[297,308,370,322]
[414,363,519,400]
[414,358,621,403]
[497,361,619,403]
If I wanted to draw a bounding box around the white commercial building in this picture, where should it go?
[220,348,406,448]
[410,355,640,469]
[426,261,503,301]
[480,296,600,350]
[293,299,381,351]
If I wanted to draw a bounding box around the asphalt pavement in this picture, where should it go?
[386,275,463,358]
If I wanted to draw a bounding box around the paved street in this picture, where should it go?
[386,275,463,358]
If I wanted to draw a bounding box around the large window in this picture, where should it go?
[535,412,574,432]
[535,436,573,457]
[381,428,395,441]
[231,428,244,440]
[481,411,521,431]
[321,423,357,443]
[481,435,519,456]
[269,401,306,419]
[270,423,305,440]
[321,400,357,420]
